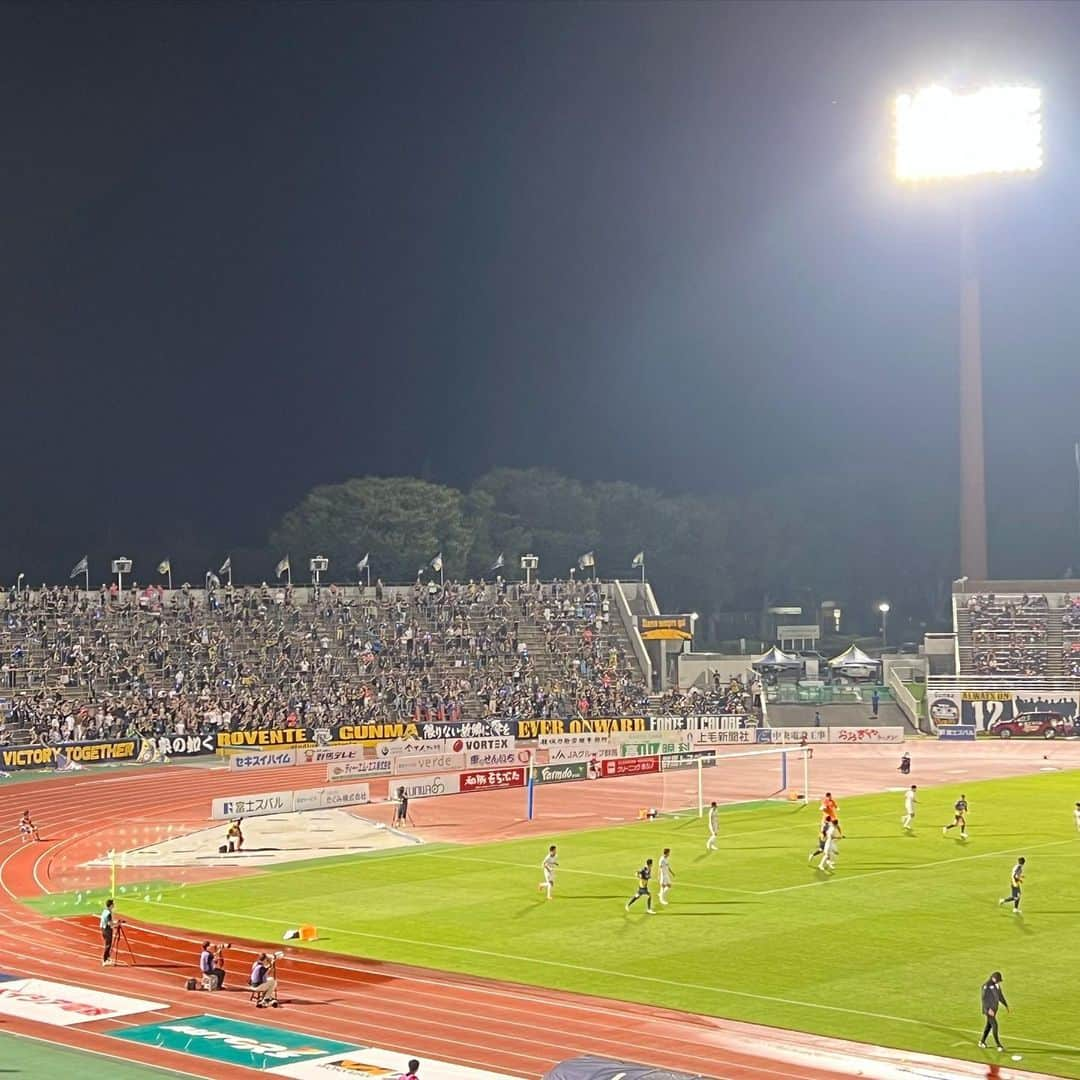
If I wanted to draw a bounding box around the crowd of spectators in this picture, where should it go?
[965,592,1050,676]
[0,578,650,745]
[653,673,759,716]
[973,648,1048,676]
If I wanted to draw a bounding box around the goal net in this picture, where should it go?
[656,743,813,818]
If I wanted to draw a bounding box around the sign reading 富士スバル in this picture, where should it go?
[211,789,295,820]
[0,738,141,772]
[0,979,166,1027]
[112,1014,359,1070]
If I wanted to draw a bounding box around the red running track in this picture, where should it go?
[0,758,1063,1080]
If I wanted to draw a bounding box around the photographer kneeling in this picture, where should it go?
[249,952,279,1008]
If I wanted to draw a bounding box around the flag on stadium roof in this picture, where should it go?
[357,553,369,572]
[631,551,644,568]
[157,559,171,575]
[577,551,595,570]
[69,555,88,579]
[275,555,290,578]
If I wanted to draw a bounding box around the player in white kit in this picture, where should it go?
[902,785,917,832]
[821,819,841,871]
[538,844,558,899]
[706,801,719,851]
[658,847,674,905]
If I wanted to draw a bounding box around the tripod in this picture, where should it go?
[113,922,137,966]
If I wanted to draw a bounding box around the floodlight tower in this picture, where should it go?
[895,85,1043,580]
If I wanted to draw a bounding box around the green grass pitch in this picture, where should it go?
[39,771,1080,1074]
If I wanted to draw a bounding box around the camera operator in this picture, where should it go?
[199,940,228,990]
[100,898,116,967]
[393,786,409,827]
[249,952,279,1008]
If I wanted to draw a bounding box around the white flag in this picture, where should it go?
[490,553,504,572]
[431,552,443,573]
[157,559,171,576]
[356,553,369,572]
[69,556,88,580]
[275,556,290,579]
[577,551,595,570]
[631,551,644,568]
[206,572,221,589]
[219,556,232,575]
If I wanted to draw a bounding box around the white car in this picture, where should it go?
[833,661,878,681]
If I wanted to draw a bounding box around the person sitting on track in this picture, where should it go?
[249,952,279,1007]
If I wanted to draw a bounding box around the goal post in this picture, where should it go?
[693,744,813,817]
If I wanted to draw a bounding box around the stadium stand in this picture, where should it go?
[0,579,650,745]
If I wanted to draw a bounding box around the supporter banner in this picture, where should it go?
[938,725,977,741]
[753,727,829,745]
[534,761,589,785]
[464,748,533,769]
[297,746,364,766]
[396,773,461,799]
[267,1045,519,1080]
[327,759,394,782]
[600,755,659,778]
[661,750,718,772]
[648,715,750,732]
[637,614,694,641]
[149,733,217,758]
[113,1014,358,1070]
[211,789,294,820]
[0,738,141,772]
[450,736,515,752]
[617,739,692,757]
[547,743,620,763]
[960,691,1079,733]
[228,749,298,771]
[510,717,647,739]
[0,979,166,1027]
[215,720,501,750]
[376,739,450,757]
[393,752,465,775]
[461,767,527,792]
[216,729,315,749]
[831,726,905,744]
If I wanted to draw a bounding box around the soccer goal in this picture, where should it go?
[657,743,813,817]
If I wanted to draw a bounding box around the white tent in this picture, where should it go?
[753,646,802,668]
[828,644,877,667]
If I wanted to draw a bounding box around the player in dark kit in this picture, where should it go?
[625,858,656,914]
[978,971,1009,1051]
[998,857,1025,914]
[943,795,968,839]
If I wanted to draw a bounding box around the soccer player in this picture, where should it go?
[538,845,558,899]
[706,801,719,851]
[18,810,40,843]
[658,847,674,905]
[820,792,838,822]
[625,858,656,914]
[943,794,968,839]
[1074,801,1080,831]
[820,818,841,872]
[808,817,830,865]
[998,856,1025,914]
[901,785,917,832]
[978,971,1009,1051]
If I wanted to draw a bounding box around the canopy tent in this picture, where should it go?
[753,646,802,668]
[829,644,877,667]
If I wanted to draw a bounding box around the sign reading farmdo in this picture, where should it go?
[636,614,695,641]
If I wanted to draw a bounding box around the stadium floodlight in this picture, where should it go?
[878,602,890,647]
[895,85,1043,181]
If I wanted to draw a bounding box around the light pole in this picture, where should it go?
[878,602,891,649]
[895,85,1042,580]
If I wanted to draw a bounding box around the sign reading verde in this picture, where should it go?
[113,1014,359,1070]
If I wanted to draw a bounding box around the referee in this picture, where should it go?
[979,971,1008,1051]
[100,898,116,967]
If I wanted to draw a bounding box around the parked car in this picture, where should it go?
[988,712,1076,739]
[929,698,960,723]
[832,661,879,681]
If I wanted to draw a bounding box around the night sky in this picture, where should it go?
[4,1,1080,578]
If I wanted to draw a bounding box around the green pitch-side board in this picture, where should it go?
[112,1014,359,1070]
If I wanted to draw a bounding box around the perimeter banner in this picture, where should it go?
[509,717,647,739]
[460,767,527,792]
[211,789,295,820]
[647,715,751,732]
[228,749,298,771]
[599,755,659,778]
[534,762,589,784]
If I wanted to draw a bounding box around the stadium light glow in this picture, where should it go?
[894,85,1043,181]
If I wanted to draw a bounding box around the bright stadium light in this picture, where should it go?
[895,85,1043,181]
